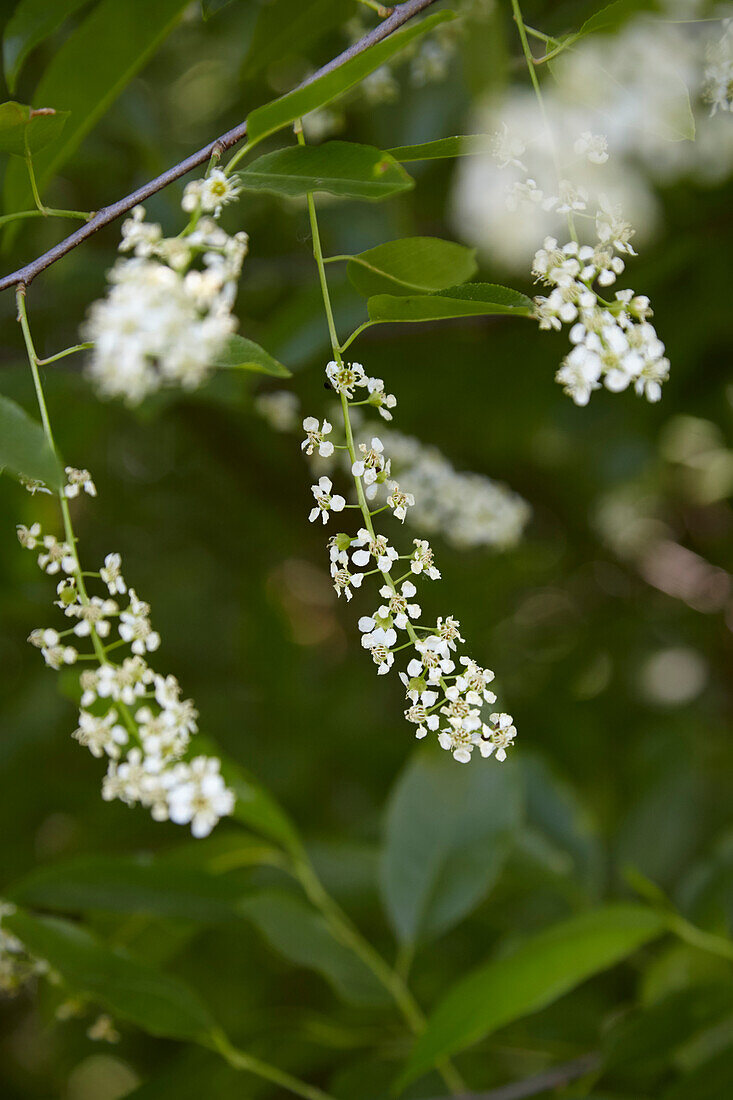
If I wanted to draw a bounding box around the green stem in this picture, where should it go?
[211,1028,338,1100]
[510,0,577,241]
[298,125,465,1098]
[37,342,94,366]
[224,139,254,176]
[16,289,137,739]
[0,208,91,229]
[340,320,376,354]
[25,153,46,214]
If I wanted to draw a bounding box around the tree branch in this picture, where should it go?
[424,1054,601,1100]
[0,0,439,294]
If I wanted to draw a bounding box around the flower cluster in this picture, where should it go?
[18,470,234,837]
[83,169,247,404]
[301,364,517,764]
[257,393,529,552]
[533,218,670,405]
[353,429,530,551]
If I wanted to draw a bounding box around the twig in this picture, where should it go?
[424,1054,602,1100]
[0,0,439,294]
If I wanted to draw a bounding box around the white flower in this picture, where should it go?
[366,376,397,420]
[17,523,41,549]
[65,595,118,638]
[351,529,399,572]
[100,552,127,595]
[410,539,440,579]
[352,437,387,485]
[73,710,128,759]
[325,360,368,398]
[119,589,160,654]
[378,580,420,629]
[167,757,235,837]
[482,712,517,761]
[64,467,97,499]
[255,391,301,432]
[301,417,335,458]
[309,476,346,524]
[556,344,602,406]
[574,131,609,165]
[361,626,397,675]
[181,168,242,217]
[120,206,162,255]
[37,535,75,575]
[386,481,415,522]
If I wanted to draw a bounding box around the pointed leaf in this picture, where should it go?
[246,11,455,145]
[6,855,246,923]
[399,904,664,1088]
[0,392,63,490]
[380,750,522,946]
[4,0,191,213]
[2,0,90,94]
[241,891,389,1007]
[0,101,69,157]
[4,911,216,1042]
[367,283,533,323]
[237,142,414,202]
[388,135,493,162]
[213,335,291,377]
[347,237,477,297]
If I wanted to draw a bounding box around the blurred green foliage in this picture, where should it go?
[0,1,732,1098]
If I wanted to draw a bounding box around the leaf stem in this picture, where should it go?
[340,320,376,354]
[0,208,91,229]
[210,1028,339,1100]
[37,342,94,366]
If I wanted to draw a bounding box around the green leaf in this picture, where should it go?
[240,891,389,1007]
[399,904,664,1087]
[246,11,455,145]
[4,910,216,1042]
[2,0,90,94]
[237,142,414,202]
[522,754,603,894]
[347,237,477,298]
[663,1046,733,1100]
[387,135,493,162]
[4,0,191,213]
[213,335,291,377]
[243,0,346,78]
[0,392,63,490]
[6,855,246,923]
[367,283,534,324]
[0,101,69,157]
[380,750,522,946]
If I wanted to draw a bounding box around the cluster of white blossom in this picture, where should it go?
[17,469,234,837]
[532,216,670,406]
[257,391,529,550]
[301,363,516,764]
[352,429,530,551]
[83,168,246,404]
[0,903,45,997]
[452,7,733,271]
